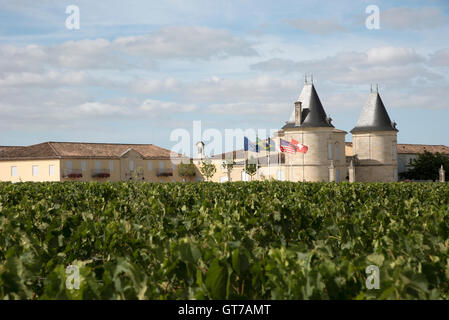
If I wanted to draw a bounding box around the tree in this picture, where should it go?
[244,157,258,181]
[199,158,216,181]
[400,151,449,181]
[178,158,196,181]
[222,159,235,182]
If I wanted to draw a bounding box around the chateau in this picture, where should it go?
[201,79,400,182]
[1,80,448,183]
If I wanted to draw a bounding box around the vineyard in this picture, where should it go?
[1,181,449,299]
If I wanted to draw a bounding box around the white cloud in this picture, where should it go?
[139,99,197,113]
[386,86,449,109]
[0,70,87,87]
[250,46,436,85]
[429,48,449,66]
[382,7,449,30]
[133,76,300,103]
[131,77,182,94]
[0,26,258,76]
[114,26,257,59]
[365,47,424,65]
[206,102,290,115]
[285,18,347,35]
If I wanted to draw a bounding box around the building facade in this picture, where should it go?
[1,81,448,183]
[0,142,195,183]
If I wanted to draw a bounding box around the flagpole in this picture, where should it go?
[244,150,247,182]
[302,131,305,182]
[289,158,292,182]
[268,149,270,179]
[255,134,258,181]
[278,145,281,181]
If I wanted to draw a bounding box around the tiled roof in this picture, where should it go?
[396,144,449,155]
[0,142,177,160]
[0,146,22,152]
[211,149,246,160]
[345,142,449,156]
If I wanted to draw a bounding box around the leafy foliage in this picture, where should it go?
[244,157,258,180]
[1,181,449,300]
[221,160,235,182]
[178,160,196,178]
[400,151,449,181]
[199,159,216,181]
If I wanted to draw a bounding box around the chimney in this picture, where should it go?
[294,100,302,126]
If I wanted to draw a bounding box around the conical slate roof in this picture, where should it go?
[351,91,398,133]
[283,83,333,129]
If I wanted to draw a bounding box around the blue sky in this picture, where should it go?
[1,0,449,154]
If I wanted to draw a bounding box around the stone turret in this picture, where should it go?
[275,78,346,182]
[351,87,398,182]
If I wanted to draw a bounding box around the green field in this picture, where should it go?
[1,181,448,299]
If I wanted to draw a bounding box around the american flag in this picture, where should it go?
[280,139,297,154]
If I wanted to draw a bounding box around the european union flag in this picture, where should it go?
[244,137,258,152]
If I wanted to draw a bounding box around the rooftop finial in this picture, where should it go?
[376,83,379,92]
[304,74,307,84]
[311,74,313,83]
[370,84,372,93]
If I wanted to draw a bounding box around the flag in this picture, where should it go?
[289,138,308,154]
[244,137,258,152]
[266,137,276,152]
[280,138,297,154]
[256,137,266,151]
[297,144,308,153]
[255,137,276,152]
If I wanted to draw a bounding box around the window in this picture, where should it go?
[148,161,152,170]
[336,169,340,182]
[159,161,164,169]
[109,160,114,172]
[32,165,38,177]
[81,160,86,172]
[392,144,397,160]
[129,160,134,171]
[66,160,72,169]
[328,143,333,160]
[394,168,398,181]
[49,165,55,176]
[335,143,339,161]
[241,171,248,182]
[95,160,101,170]
[398,159,405,173]
[11,166,18,177]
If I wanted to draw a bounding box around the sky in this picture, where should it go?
[1,0,449,155]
